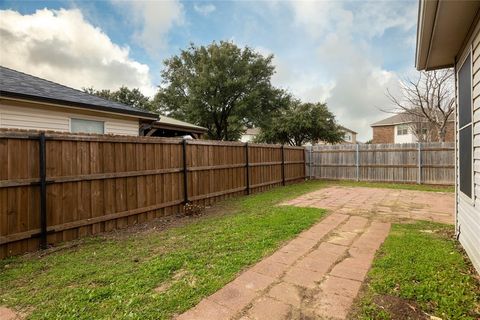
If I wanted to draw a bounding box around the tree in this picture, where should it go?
[155,41,289,141]
[255,101,344,146]
[386,69,455,142]
[83,86,155,112]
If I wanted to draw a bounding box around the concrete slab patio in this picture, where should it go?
[176,186,455,320]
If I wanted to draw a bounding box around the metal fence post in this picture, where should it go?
[182,139,189,203]
[281,144,286,186]
[417,142,422,184]
[309,146,313,180]
[245,142,250,195]
[39,132,47,249]
[356,144,360,182]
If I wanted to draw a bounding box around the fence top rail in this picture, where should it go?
[0,129,307,151]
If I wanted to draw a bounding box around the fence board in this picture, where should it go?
[0,130,305,258]
[306,142,454,185]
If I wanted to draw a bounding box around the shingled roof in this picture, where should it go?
[0,66,158,120]
[371,111,454,127]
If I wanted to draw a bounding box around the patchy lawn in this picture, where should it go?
[332,180,455,193]
[0,181,328,320]
[0,180,458,319]
[354,221,480,320]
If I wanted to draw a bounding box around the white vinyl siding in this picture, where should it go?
[394,124,417,144]
[456,22,480,274]
[0,102,140,136]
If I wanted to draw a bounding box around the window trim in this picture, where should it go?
[456,46,474,202]
[70,117,105,134]
[396,124,409,136]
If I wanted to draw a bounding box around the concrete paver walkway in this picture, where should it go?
[177,186,454,320]
[283,186,454,224]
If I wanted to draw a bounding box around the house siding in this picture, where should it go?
[456,20,480,274]
[0,99,140,136]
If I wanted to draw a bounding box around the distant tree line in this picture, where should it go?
[84,41,344,145]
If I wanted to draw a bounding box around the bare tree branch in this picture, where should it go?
[385,69,454,142]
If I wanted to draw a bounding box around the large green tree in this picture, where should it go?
[83,86,155,112]
[255,102,344,146]
[155,41,289,140]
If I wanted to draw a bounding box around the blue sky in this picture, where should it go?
[0,0,418,140]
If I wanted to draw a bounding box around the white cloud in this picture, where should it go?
[285,1,416,141]
[113,0,184,57]
[194,3,216,16]
[0,8,156,96]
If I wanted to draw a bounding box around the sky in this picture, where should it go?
[0,0,418,141]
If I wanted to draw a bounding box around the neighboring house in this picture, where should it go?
[416,0,480,273]
[0,66,206,138]
[339,126,357,144]
[371,112,454,144]
[142,115,207,139]
[240,126,357,145]
[240,127,261,142]
[0,66,157,135]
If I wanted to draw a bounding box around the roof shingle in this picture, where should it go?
[0,66,158,119]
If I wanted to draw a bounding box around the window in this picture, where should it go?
[458,53,472,198]
[396,124,408,135]
[71,118,105,134]
[344,133,351,141]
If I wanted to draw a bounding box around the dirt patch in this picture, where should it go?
[372,295,428,320]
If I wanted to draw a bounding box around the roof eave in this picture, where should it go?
[151,122,208,134]
[0,91,159,120]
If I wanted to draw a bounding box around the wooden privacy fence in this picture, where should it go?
[306,142,455,185]
[0,130,305,258]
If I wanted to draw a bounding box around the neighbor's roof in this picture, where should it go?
[339,125,357,134]
[0,66,158,120]
[153,115,207,133]
[371,111,453,127]
[415,0,480,70]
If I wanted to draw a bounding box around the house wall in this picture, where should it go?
[343,131,357,144]
[0,99,140,136]
[372,126,394,143]
[394,125,417,144]
[455,19,480,274]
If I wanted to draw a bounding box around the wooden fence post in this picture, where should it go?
[182,139,189,203]
[417,142,422,184]
[245,142,250,195]
[356,144,360,182]
[39,132,47,249]
[281,144,285,186]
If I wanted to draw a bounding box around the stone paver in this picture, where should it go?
[176,187,453,320]
[282,186,454,224]
[0,307,21,320]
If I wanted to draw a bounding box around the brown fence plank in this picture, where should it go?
[0,131,306,258]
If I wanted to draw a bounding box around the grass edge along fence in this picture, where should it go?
[0,130,306,259]
[305,142,455,185]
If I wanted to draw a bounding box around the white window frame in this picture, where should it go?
[396,124,409,136]
[70,117,105,134]
[456,46,474,203]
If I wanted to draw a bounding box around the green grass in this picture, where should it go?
[0,181,328,320]
[357,221,480,320]
[0,180,458,319]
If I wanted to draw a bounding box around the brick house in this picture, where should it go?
[371,112,454,144]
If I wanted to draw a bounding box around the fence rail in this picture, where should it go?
[0,130,305,258]
[306,142,454,185]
